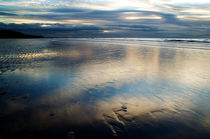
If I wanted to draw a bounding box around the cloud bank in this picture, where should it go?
[0,0,210,37]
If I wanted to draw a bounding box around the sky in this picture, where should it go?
[0,0,210,38]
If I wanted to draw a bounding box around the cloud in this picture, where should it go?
[0,0,210,37]
[0,12,16,16]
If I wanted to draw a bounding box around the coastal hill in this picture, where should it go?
[0,30,43,38]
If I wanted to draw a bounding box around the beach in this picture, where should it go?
[0,38,210,138]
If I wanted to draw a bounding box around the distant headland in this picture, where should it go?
[0,30,44,38]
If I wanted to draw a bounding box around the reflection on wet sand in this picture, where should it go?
[0,39,210,138]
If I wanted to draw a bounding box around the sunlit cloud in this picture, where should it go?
[150,0,210,4]
[181,9,210,14]
[6,18,110,25]
[103,30,118,33]
[177,15,210,20]
[40,24,51,27]
[9,19,58,24]
[0,0,210,37]
[124,15,162,20]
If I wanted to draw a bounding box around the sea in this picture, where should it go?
[0,38,210,139]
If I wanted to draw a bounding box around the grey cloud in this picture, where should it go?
[50,8,87,13]
[0,6,210,38]
[0,12,16,16]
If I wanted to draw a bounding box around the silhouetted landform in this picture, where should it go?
[0,30,43,38]
[165,39,210,43]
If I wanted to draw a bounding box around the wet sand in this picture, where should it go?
[0,38,210,139]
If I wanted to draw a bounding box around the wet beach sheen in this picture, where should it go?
[0,38,210,139]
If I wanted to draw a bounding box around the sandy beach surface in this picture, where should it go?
[0,38,210,139]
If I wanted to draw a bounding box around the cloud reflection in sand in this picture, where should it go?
[0,39,210,138]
